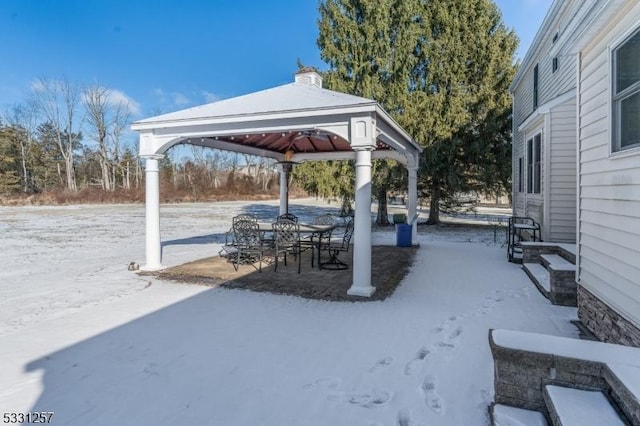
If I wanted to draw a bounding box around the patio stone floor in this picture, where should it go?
[149,245,419,302]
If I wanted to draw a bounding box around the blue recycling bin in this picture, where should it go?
[396,224,412,247]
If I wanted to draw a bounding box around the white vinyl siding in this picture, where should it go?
[578,2,640,329]
[548,99,577,242]
[511,0,582,238]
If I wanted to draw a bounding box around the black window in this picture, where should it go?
[553,57,558,73]
[518,157,524,192]
[613,28,640,152]
[534,134,541,194]
[526,134,542,194]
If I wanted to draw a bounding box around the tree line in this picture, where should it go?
[0,78,277,202]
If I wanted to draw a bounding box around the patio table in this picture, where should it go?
[258,222,337,267]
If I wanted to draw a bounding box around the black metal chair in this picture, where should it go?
[220,214,260,259]
[231,219,264,272]
[272,219,303,273]
[319,219,354,270]
[277,213,298,223]
[304,214,336,268]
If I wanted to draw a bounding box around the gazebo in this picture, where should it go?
[131,69,422,297]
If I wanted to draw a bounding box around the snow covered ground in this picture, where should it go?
[0,198,578,425]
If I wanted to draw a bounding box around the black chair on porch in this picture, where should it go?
[231,219,265,272]
[319,218,354,270]
[272,218,303,273]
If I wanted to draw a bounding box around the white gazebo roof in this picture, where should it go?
[132,70,421,165]
[132,70,422,298]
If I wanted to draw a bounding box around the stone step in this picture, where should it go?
[544,385,625,426]
[523,262,550,297]
[604,363,640,426]
[492,404,548,426]
[540,254,575,271]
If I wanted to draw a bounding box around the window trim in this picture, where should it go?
[611,26,640,153]
[526,133,542,195]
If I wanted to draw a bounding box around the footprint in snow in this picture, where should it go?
[397,408,413,426]
[404,347,430,375]
[421,376,444,414]
[369,356,394,373]
[449,327,463,339]
[303,377,341,390]
[328,389,392,408]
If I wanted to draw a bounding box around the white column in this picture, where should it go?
[141,155,164,271]
[348,148,376,297]
[408,165,418,245]
[279,164,288,215]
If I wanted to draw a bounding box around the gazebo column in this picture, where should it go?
[408,165,418,245]
[141,154,164,271]
[278,164,288,215]
[348,147,376,297]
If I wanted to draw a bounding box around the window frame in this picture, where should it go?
[518,157,524,193]
[526,133,542,194]
[612,26,640,153]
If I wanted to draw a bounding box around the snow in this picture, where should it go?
[545,385,625,426]
[523,263,551,293]
[492,404,548,426]
[0,198,580,425]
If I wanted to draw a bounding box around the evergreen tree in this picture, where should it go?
[315,0,518,223]
[0,121,22,193]
[407,0,517,223]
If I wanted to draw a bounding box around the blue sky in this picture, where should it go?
[0,0,553,119]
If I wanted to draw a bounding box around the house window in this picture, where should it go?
[534,134,541,193]
[527,134,542,194]
[613,27,640,152]
[553,57,558,73]
[533,64,539,110]
[518,157,524,192]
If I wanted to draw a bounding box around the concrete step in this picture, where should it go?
[544,385,625,426]
[523,262,550,297]
[540,254,575,271]
[492,404,548,425]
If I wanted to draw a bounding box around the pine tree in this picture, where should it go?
[315,0,518,223]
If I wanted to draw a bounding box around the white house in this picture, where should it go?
[509,1,580,243]
[514,0,640,346]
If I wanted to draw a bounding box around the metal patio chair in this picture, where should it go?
[272,218,303,273]
[277,213,298,223]
[319,218,354,270]
[231,219,265,272]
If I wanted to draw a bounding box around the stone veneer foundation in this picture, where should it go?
[578,285,640,348]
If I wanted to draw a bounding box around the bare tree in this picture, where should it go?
[31,77,81,191]
[83,83,132,191]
